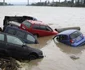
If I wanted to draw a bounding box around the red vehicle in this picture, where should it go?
[20,20,58,37]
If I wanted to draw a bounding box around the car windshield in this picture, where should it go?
[22,20,31,28]
[70,31,81,39]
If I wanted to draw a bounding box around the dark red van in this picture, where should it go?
[20,20,58,37]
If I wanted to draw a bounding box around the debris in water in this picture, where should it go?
[70,55,79,60]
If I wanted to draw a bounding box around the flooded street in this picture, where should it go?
[0,6,85,70]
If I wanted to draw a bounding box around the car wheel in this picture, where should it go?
[29,54,37,61]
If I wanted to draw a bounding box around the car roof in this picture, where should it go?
[26,20,47,26]
[58,29,78,35]
[6,25,33,35]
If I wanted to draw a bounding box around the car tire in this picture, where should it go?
[28,54,37,61]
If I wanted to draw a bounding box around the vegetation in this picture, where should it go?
[0,2,13,6]
[31,0,85,7]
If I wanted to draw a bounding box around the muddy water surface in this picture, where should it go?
[0,6,85,70]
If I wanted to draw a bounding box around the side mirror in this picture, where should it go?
[22,43,26,47]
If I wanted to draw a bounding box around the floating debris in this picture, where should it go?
[70,55,80,60]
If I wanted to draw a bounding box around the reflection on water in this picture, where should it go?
[53,40,85,60]
[28,36,54,49]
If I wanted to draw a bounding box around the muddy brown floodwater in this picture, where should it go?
[0,6,85,70]
[19,26,85,70]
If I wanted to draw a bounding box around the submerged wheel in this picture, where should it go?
[28,54,38,61]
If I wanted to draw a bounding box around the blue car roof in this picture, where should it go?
[58,29,78,35]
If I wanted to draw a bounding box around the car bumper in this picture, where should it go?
[71,37,85,47]
[39,55,44,58]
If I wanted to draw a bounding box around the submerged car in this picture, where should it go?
[0,32,43,60]
[3,25,38,44]
[20,20,58,37]
[3,16,38,31]
[53,29,85,47]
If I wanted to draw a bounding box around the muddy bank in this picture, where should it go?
[0,57,20,70]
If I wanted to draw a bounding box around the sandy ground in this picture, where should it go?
[0,6,85,70]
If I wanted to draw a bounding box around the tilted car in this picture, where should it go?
[20,20,58,37]
[3,16,38,31]
[3,25,38,44]
[3,16,37,26]
[0,32,43,60]
[53,29,85,47]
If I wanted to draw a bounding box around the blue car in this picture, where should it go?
[53,29,85,47]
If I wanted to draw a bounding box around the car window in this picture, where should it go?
[46,26,53,31]
[27,34,35,42]
[58,35,68,40]
[7,28,16,35]
[40,25,46,30]
[7,35,23,45]
[33,25,40,29]
[22,20,31,28]
[70,31,81,39]
[16,31,25,38]
[0,34,4,41]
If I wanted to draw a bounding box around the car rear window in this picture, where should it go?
[27,34,35,42]
[70,31,81,39]
[22,20,31,28]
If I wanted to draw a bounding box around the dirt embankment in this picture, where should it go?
[0,57,20,70]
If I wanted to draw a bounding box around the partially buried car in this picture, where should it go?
[20,20,58,37]
[0,32,43,60]
[3,25,38,44]
[53,29,85,47]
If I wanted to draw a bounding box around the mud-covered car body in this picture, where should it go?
[3,16,37,26]
[0,32,43,60]
[53,30,85,47]
[3,25,38,44]
[3,16,38,30]
[20,20,58,37]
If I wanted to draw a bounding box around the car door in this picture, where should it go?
[39,25,53,36]
[32,25,53,36]
[6,35,27,59]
